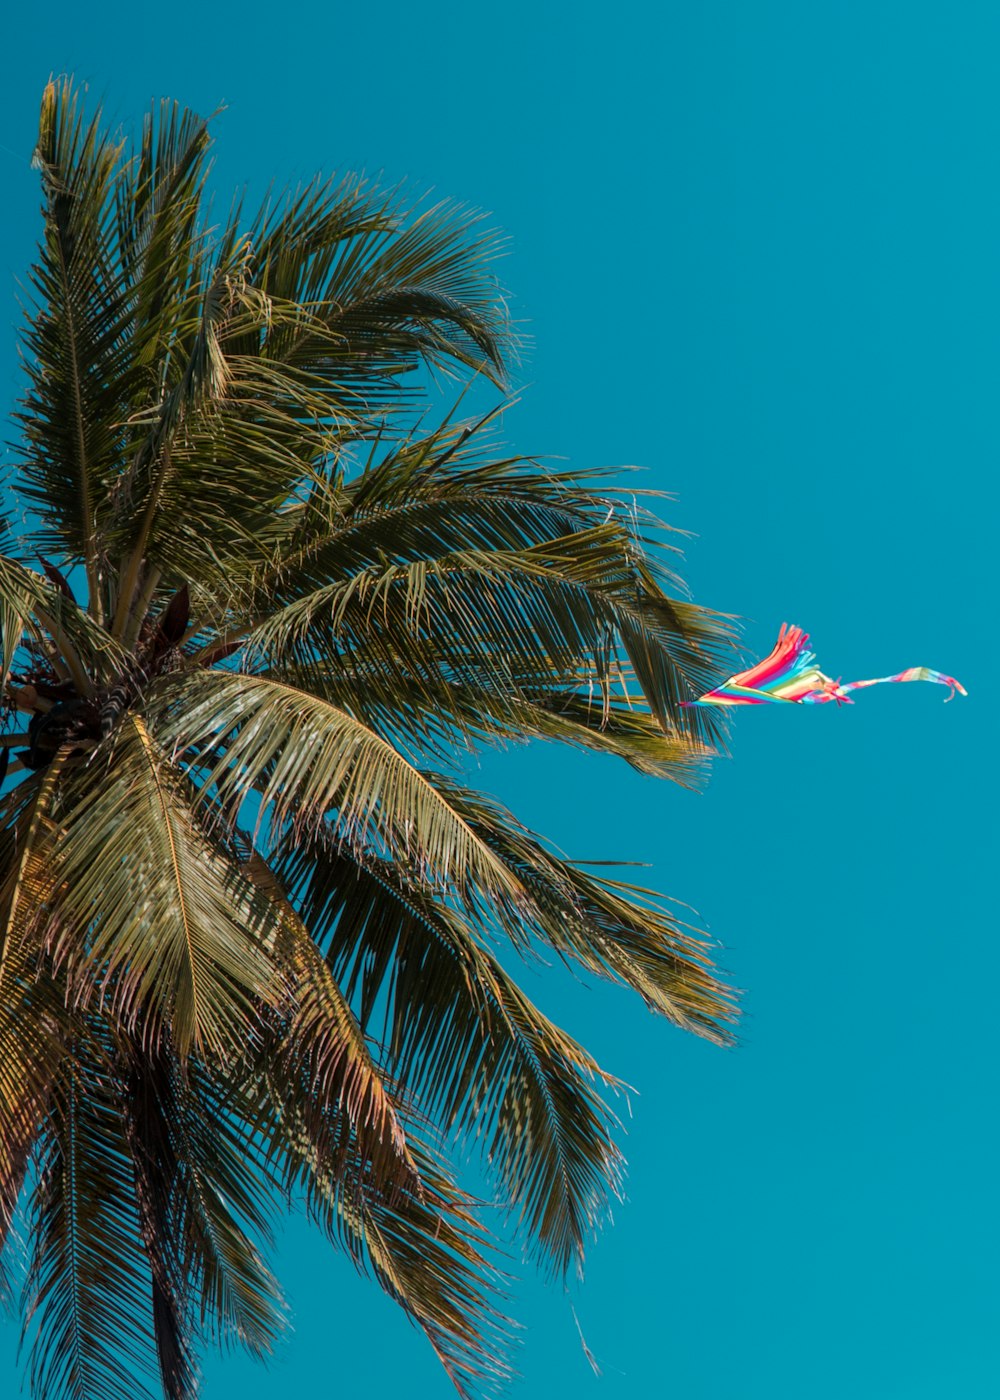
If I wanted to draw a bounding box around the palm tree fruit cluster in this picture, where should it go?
[0,79,737,1400]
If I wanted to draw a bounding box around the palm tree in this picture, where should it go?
[0,78,736,1400]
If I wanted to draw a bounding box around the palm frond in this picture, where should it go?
[19,81,129,606]
[246,542,722,752]
[256,1074,512,1400]
[0,552,123,694]
[119,1040,286,1367]
[315,1145,512,1400]
[22,1044,160,1400]
[112,96,214,386]
[0,771,79,1304]
[246,178,511,386]
[107,228,261,630]
[269,668,711,785]
[146,670,522,902]
[224,416,735,746]
[40,716,284,1059]
[17,81,516,613]
[425,773,738,1043]
[275,831,624,1278]
[239,847,420,1196]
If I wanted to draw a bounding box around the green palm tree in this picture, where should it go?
[0,79,736,1400]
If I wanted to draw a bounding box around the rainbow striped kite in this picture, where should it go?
[686,623,966,707]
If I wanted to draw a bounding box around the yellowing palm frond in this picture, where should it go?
[42,717,284,1060]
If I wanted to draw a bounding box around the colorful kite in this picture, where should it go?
[686,623,966,707]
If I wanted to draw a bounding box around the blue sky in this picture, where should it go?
[0,3,994,1397]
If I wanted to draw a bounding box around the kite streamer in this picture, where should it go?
[686,623,966,707]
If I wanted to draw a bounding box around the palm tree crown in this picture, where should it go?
[0,79,736,1400]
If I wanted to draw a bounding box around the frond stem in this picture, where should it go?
[123,564,163,650]
[112,447,171,640]
[50,202,103,623]
[34,608,95,697]
[130,715,205,1056]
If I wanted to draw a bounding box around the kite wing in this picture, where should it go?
[687,623,966,707]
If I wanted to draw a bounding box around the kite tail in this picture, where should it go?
[837,667,968,702]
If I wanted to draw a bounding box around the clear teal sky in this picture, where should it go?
[0,4,994,1398]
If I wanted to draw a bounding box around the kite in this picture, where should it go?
[685,623,966,707]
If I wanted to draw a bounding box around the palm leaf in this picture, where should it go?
[256,1076,512,1400]
[40,716,284,1059]
[225,416,735,746]
[0,552,123,694]
[246,178,510,386]
[22,1043,160,1400]
[270,668,711,785]
[239,847,420,1196]
[275,830,624,1278]
[0,771,79,1304]
[146,670,522,902]
[19,81,129,605]
[422,773,737,1043]
[312,1144,512,1400]
[119,1041,286,1366]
